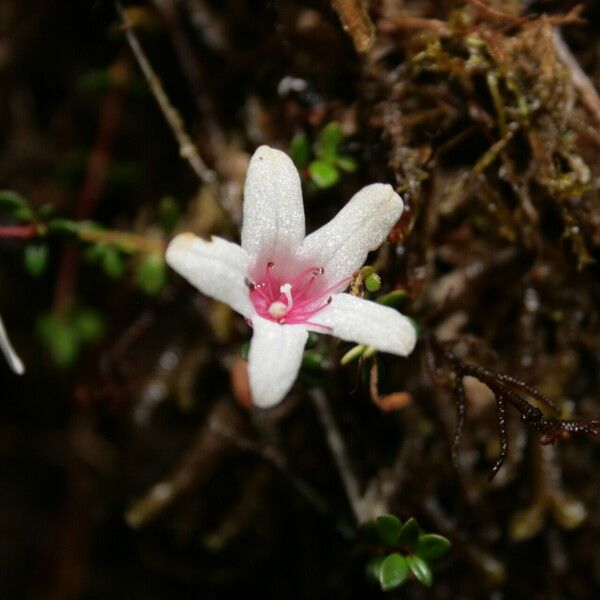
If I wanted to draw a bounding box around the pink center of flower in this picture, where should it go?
[246,262,354,329]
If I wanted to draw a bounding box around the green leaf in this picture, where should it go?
[379,553,409,591]
[136,254,167,295]
[36,315,79,369]
[316,122,343,160]
[37,203,56,219]
[158,196,181,232]
[72,309,105,343]
[302,351,325,371]
[407,555,433,587]
[83,243,105,263]
[376,290,407,307]
[416,534,451,560]
[24,245,48,277]
[340,344,366,366]
[48,218,80,237]
[290,134,311,168]
[101,246,126,279]
[365,273,381,293]
[365,557,385,582]
[309,160,339,188]
[306,331,319,348]
[376,515,402,546]
[398,518,420,550]
[0,190,29,211]
[334,154,358,173]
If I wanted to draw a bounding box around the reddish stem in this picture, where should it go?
[0,224,38,239]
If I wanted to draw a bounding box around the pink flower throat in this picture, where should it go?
[246,262,353,329]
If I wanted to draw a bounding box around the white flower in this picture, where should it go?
[0,313,24,375]
[166,146,416,408]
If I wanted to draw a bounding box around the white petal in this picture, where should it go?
[0,314,25,375]
[310,293,416,356]
[241,145,305,260]
[166,233,252,317]
[299,184,403,284]
[248,317,308,408]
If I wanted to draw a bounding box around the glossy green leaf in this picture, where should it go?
[24,245,48,277]
[376,290,407,307]
[48,218,80,237]
[376,514,402,546]
[365,556,385,582]
[101,246,126,279]
[72,309,105,343]
[301,351,325,371]
[407,555,433,588]
[291,134,311,168]
[0,190,29,211]
[309,160,339,188]
[379,553,409,591]
[36,315,78,369]
[335,154,358,173]
[316,122,343,159]
[397,518,420,550]
[416,534,451,560]
[136,254,167,295]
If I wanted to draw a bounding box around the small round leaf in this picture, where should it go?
[379,553,409,591]
[316,122,343,159]
[136,254,167,295]
[309,160,340,188]
[407,555,433,588]
[24,245,48,277]
[290,134,311,168]
[416,534,451,560]
[397,517,420,550]
[101,246,126,279]
[376,514,402,546]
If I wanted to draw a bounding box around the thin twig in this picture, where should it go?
[466,0,527,25]
[552,28,600,128]
[310,388,369,523]
[77,228,165,254]
[207,415,354,539]
[114,0,216,184]
[331,0,375,54]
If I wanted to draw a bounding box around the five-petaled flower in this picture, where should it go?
[166,146,416,408]
[0,313,24,375]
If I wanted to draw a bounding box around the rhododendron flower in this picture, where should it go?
[166,146,416,407]
[0,313,24,375]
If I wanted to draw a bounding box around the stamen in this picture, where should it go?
[289,266,324,288]
[285,297,332,322]
[264,261,276,301]
[293,268,324,303]
[253,284,272,305]
[293,273,355,311]
[280,283,293,309]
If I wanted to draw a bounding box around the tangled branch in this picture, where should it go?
[425,335,600,480]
